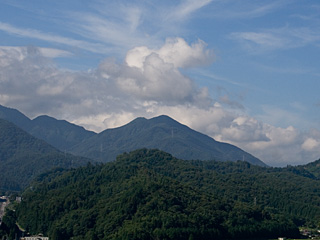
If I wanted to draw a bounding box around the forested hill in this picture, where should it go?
[15,149,320,239]
[0,119,91,191]
[296,159,320,178]
[71,115,266,166]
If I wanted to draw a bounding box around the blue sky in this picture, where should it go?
[0,0,319,166]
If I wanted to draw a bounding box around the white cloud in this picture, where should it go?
[102,38,213,104]
[302,138,320,151]
[126,38,213,69]
[220,116,269,142]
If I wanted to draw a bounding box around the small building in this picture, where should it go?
[20,234,49,240]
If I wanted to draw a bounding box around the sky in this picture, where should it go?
[0,0,320,167]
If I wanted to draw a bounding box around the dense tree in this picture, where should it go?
[15,149,307,239]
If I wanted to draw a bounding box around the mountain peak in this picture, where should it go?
[149,115,181,125]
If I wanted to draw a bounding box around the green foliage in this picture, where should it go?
[0,209,21,239]
[297,159,320,178]
[15,149,306,239]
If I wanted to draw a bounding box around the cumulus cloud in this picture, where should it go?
[126,38,213,69]
[0,42,320,167]
[302,138,320,151]
[100,38,213,105]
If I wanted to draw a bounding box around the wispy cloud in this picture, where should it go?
[0,1,215,57]
[167,0,212,21]
[203,0,287,20]
[0,22,111,54]
[0,46,72,59]
[230,26,320,52]
[65,0,214,53]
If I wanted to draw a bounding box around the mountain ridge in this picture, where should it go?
[0,105,96,151]
[0,104,265,166]
[71,115,266,166]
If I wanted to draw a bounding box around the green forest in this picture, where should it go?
[4,149,320,239]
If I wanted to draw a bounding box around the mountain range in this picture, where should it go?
[0,104,265,166]
[0,105,96,151]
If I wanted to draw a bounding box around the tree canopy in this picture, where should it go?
[14,149,313,239]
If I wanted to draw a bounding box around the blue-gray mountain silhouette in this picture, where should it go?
[71,115,266,166]
[0,105,266,166]
[0,105,96,150]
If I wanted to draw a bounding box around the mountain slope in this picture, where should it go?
[71,115,266,166]
[0,119,90,191]
[15,149,299,240]
[295,159,320,178]
[0,105,32,130]
[0,105,96,151]
[29,115,96,150]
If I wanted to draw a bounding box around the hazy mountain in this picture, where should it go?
[71,115,266,166]
[0,105,96,151]
[0,105,32,130]
[0,119,90,191]
[29,115,96,150]
[0,105,265,166]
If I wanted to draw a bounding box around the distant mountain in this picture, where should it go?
[29,115,96,150]
[0,105,96,151]
[0,119,90,191]
[71,115,266,166]
[0,105,265,166]
[0,105,32,130]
